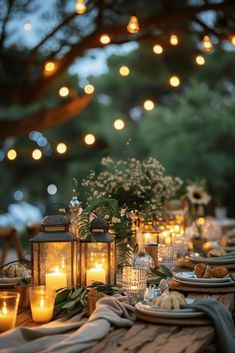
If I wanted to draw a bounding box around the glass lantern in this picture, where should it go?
[79,217,116,286]
[31,214,78,290]
[136,220,158,248]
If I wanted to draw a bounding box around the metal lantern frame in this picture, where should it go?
[79,218,116,286]
[30,214,78,288]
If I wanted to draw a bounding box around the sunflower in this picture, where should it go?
[186,185,211,205]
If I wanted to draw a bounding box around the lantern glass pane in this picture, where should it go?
[32,241,76,288]
[79,241,116,286]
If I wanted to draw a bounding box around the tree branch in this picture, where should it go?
[0,94,93,139]
[0,0,14,48]
[9,1,235,104]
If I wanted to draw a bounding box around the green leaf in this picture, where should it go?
[150,267,167,278]
[193,244,207,257]
[55,288,70,304]
[159,265,173,278]
[62,300,77,310]
[70,287,86,299]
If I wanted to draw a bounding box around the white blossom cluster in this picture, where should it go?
[82,157,182,212]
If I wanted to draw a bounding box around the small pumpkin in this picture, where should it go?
[3,263,26,278]
[152,291,186,310]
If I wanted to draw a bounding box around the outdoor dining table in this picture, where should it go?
[13,285,235,353]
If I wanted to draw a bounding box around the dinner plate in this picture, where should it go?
[173,277,235,287]
[189,255,235,265]
[174,271,231,283]
[0,276,22,286]
[135,299,204,319]
[224,246,235,252]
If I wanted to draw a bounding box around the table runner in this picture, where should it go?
[0,297,135,353]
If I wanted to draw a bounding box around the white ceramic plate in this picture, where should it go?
[174,277,235,287]
[224,246,235,252]
[0,276,22,286]
[189,255,235,265]
[174,271,232,283]
[135,299,204,319]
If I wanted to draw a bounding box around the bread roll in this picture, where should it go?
[194,263,211,278]
[211,266,229,278]
[207,248,226,257]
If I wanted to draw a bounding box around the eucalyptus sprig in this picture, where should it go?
[53,287,87,320]
[53,282,124,320]
[88,281,123,295]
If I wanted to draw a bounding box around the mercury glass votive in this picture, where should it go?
[157,244,176,270]
[29,286,55,323]
[0,292,20,333]
[122,267,147,305]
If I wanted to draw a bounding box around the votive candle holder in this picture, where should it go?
[0,292,20,333]
[122,267,147,305]
[29,286,55,323]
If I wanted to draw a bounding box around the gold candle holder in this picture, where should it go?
[29,286,55,323]
[0,292,20,333]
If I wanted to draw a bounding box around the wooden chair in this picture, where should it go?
[0,227,25,266]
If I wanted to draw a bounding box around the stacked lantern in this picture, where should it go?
[31,214,78,290]
[79,218,116,286]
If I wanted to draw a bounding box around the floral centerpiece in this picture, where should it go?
[82,157,182,215]
[81,157,182,266]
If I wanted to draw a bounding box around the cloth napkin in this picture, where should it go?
[182,298,235,353]
[0,297,136,353]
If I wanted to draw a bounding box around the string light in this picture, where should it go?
[75,0,86,14]
[32,149,42,160]
[56,143,67,154]
[84,84,95,94]
[59,86,69,97]
[23,22,32,31]
[99,34,111,45]
[114,119,125,130]
[202,35,213,52]
[84,133,95,145]
[127,16,140,34]
[153,44,163,54]
[7,149,17,160]
[195,55,205,65]
[230,35,235,46]
[44,61,56,75]
[169,75,180,87]
[119,66,130,76]
[143,100,155,111]
[170,34,178,46]
[47,184,57,195]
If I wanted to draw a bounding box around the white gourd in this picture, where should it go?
[152,291,186,310]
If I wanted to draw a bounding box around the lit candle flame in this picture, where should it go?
[40,298,45,309]
[2,301,8,315]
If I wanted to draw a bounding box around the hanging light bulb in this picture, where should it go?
[99,34,111,45]
[127,16,140,34]
[230,35,235,47]
[202,35,213,52]
[170,34,178,46]
[75,0,86,14]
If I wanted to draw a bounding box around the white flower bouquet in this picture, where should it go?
[82,157,182,214]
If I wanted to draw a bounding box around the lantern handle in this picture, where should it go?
[45,202,68,215]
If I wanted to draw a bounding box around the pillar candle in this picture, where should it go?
[46,267,67,290]
[87,265,106,286]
